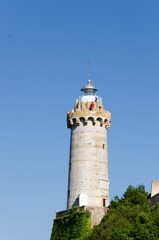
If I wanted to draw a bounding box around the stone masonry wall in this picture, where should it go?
[67,101,111,210]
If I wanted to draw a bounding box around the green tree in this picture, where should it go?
[83,185,159,240]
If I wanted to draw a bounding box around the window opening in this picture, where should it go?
[68,190,70,198]
[69,162,71,170]
[103,198,106,207]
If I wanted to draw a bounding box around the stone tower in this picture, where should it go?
[66,79,111,224]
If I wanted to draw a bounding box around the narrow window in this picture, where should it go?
[103,198,106,207]
[103,144,105,149]
[69,162,71,170]
[68,190,70,198]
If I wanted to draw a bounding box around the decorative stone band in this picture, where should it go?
[67,102,111,129]
[67,115,111,129]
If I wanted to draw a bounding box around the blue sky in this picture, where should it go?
[0,1,159,239]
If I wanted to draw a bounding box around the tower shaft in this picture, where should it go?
[67,101,111,209]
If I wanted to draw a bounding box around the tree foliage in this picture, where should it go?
[83,185,159,240]
[50,207,91,240]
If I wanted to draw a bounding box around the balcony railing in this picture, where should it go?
[76,95,102,104]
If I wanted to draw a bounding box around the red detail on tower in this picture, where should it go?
[90,101,94,110]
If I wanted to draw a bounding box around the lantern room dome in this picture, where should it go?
[81,79,97,94]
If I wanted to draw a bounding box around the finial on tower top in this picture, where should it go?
[88,79,91,84]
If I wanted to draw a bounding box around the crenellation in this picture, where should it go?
[74,101,104,112]
[67,102,111,129]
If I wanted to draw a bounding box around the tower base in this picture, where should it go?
[56,205,108,226]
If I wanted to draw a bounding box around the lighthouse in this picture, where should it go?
[66,78,111,224]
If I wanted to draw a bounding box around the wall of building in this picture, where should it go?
[67,119,109,209]
[56,205,108,226]
[149,193,159,207]
[151,180,159,197]
[67,101,111,210]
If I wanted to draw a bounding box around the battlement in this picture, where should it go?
[67,101,111,129]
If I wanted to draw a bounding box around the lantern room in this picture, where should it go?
[81,79,97,96]
[76,79,102,104]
